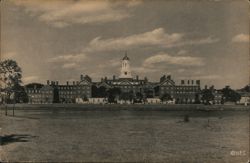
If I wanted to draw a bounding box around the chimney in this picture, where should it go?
[191,80,194,85]
[160,75,166,82]
[205,85,208,89]
[80,74,83,81]
[105,76,107,81]
[66,81,69,85]
[136,75,139,80]
[47,80,50,85]
[167,75,171,79]
[113,75,116,80]
[73,81,75,85]
[181,80,185,85]
[56,81,59,85]
[187,80,190,85]
[196,80,200,85]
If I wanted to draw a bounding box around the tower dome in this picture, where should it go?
[119,53,132,79]
[122,53,130,60]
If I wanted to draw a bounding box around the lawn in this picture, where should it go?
[0,107,249,162]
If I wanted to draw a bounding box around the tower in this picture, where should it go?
[119,52,132,79]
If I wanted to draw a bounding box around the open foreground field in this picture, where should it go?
[0,105,249,162]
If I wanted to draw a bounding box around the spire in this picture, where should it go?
[122,51,129,60]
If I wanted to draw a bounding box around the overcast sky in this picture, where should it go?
[1,0,249,89]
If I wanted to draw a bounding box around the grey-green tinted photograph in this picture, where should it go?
[0,0,249,162]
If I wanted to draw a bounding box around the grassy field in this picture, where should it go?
[0,106,249,162]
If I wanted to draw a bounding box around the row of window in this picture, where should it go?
[60,95,77,99]
[59,86,90,90]
[59,91,90,95]
[27,90,40,93]
[160,87,199,91]
[31,95,52,98]
[27,90,54,94]
[28,89,92,94]
[160,90,197,94]
[175,87,199,90]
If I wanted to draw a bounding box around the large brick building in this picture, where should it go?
[25,54,201,104]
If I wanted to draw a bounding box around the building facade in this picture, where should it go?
[25,54,201,104]
[25,83,44,104]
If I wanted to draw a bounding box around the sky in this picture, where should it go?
[1,0,249,89]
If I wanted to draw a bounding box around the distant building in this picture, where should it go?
[238,93,250,106]
[213,90,223,104]
[237,85,250,105]
[25,83,44,104]
[57,75,92,103]
[146,98,161,104]
[39,85,55,104]
[25,54,201,104]
[88,98,107,104]
[158,75,200,104]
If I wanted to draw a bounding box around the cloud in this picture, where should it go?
[197,75,222,80]
[62,63,79,69]
[84,28,219,52]
[180,74,222,80]
[143,52,205,68]
[232,34,249,43]
[97,59,121,69]
[127,0,143,7]
[179,36,219,46]
[85,28,183,52]
[176,68,186,73]
[131,52,205,76]
[23,75,39,83]
[132,67,158,74]
[177,50,188,55]
[11,0,141,28]
[48,53,87,63]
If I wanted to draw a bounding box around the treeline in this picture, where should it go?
[0,59,28,103]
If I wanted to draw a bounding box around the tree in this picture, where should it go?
[81,94,88,101]
[0,60,22,103]
[154,86,160,96]
[194,93,201,104]
[91,85,99,97]
[98,86,107,98]
[107,87,121,103]
[160,93,172,102]
[12,85,28,103]
[120,91,134,102]
[134,92,144,103]
[221,86,241,103]
[201,88,214,104]
[144,88,154,98]
[241,85,250,92]
[91,85,108,98]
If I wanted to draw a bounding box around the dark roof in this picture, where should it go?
[25,83,44,89]
[40,85,54,91]
[122,53,130,60]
